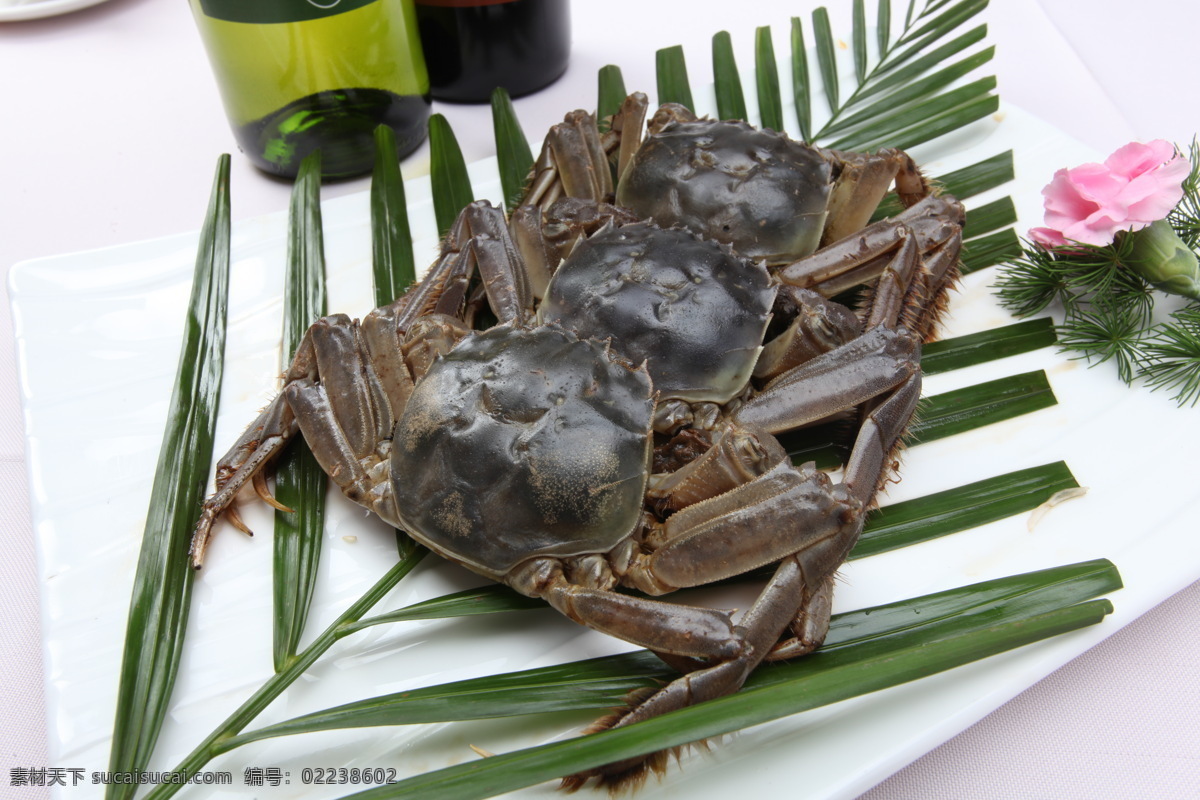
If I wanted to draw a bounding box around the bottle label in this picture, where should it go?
[198,0,378,24]
[413,1,519,6]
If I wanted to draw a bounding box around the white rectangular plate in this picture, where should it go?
[12,102,1200,800]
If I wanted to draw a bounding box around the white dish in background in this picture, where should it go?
[0,0,113,22]
[11,102,1200,799]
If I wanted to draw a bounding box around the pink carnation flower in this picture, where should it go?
[1029,140,1189,248]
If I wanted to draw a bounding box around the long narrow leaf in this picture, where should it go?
[337,602,1113,798]
[755,26,784,131]
[782,369,1057,465]
[214,560,1118,747]
[812,7,840,113]
[910,369,1057,442]
[922,317,1057,374]
[655,45,694,110]
[273,151,329,672]
[824,47,995,137]
[143,550,428,799]
[825,559,1120,649]
[852,0,868,83]
[371,135,426,561]
[963,195,1017,239]
[877,0,892,54]
[830,78,997,151]
[862,24,988,100]
[866,92,999,152]
[962,227,1022,273]
[491,88,534,213]
[596,64,628,131]
[371,126,416,305]
[712,31,748,122]
[790,17,813,141]
[429,113,474,237]
[106,155,232,800]
[854,461,1079,558]
[895,0,988,50]
[937,149,1014,200]
[348,584,542,632]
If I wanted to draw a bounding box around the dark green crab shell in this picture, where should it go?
[616,118,834,263]
[539,221,776,404]
[391,324,654,579]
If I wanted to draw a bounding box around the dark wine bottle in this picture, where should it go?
[414,0,570,103]
[190,0,432,179]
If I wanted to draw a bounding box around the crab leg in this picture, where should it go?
[524,110,613,209]
[734,326,919,435]
[562,551,825,788]
[611,92,649,181]
[752,287,862,381]
[188,331,328,565]
[647,424,789,513]
[281,314,404,516]
[520,93,651,212]
[821,147,929,245]
[629,460,861,592]
[526,572,743,661]
[776,219,919,298]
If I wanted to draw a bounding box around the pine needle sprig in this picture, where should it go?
[1139,304,1200,406]
[994,235,1152,321]
[1056,303,1148,384]
[1168,140,1200,250]
[993,246,1073,317]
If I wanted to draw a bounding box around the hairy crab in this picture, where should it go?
[190,94,965,788]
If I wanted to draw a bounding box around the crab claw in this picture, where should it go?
[253,470,294,513]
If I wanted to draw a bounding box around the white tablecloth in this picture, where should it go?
[1,0,1197,796]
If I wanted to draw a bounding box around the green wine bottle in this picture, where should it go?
[190,0,431,179]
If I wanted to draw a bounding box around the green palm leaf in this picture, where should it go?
[271,152,329,672]
[490,88,534,212]
[713,31,748,121]
[207,559,1117,751]
[755,26,784,131]
[852,0,869,83]
[728,0,998,149]
[328,582,1114,799]
[656,44,694,110]
[371,126,417,303]
[429,113,474,236]
[105,155,231,800]
[790,17,813,141]
[811,7,840,113]
[127,4,1092,798]
[596,64,628,129]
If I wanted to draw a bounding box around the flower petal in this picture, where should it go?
[1122,155,1189,222]
[1104,139,1177,179]
[1029,227,1068,248]
[1042,168,1099,231]
[1065,163,1122,205]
